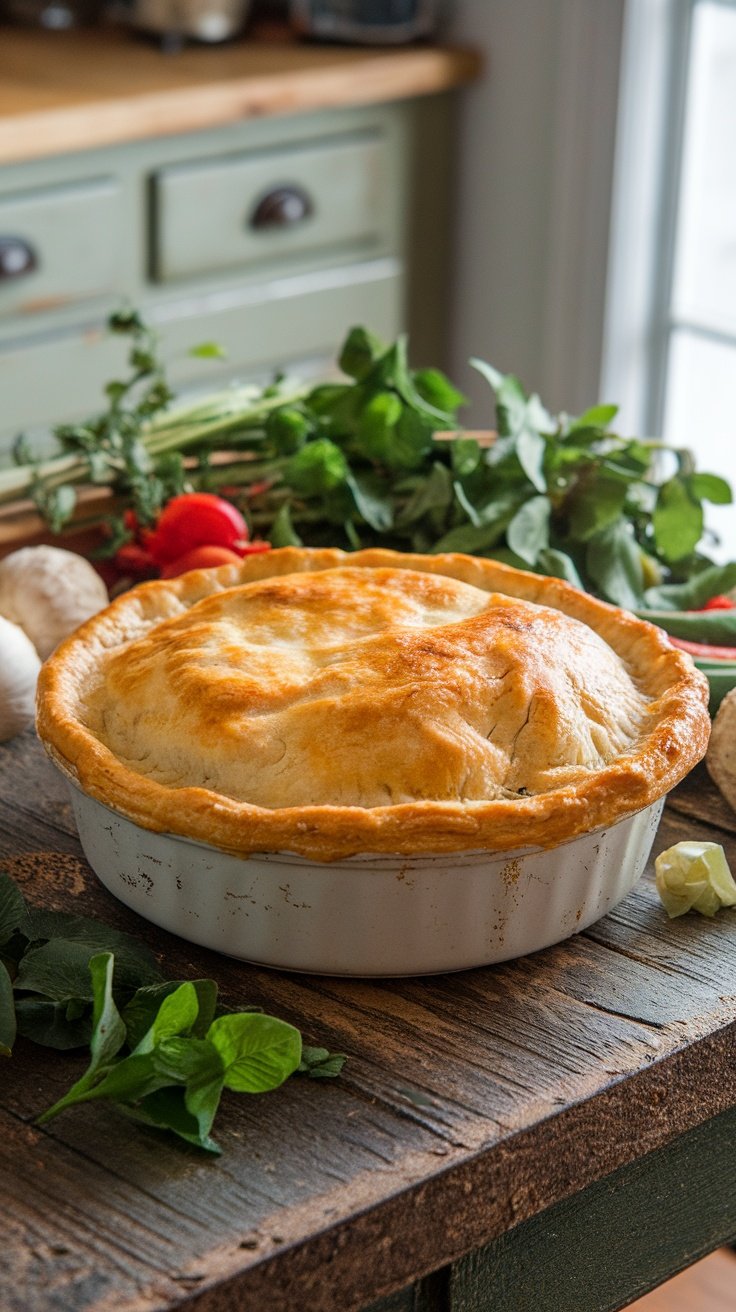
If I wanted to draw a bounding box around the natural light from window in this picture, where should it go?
[663,0,736,558]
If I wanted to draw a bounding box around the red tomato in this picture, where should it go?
[698,595,735,611]
[669,635,736,662]
[160,545,243,578]
[147,493,249,564]
[114,543,158,578]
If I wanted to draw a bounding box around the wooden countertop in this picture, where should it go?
[0,26,481,165]
[3,734,736,1312]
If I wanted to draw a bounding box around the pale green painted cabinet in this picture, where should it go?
[0,94,453,458]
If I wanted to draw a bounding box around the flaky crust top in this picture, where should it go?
[36,548,710,860]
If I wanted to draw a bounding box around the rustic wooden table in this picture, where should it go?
[2,733,736,1312]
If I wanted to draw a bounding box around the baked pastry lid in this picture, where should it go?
[36,548,711,861]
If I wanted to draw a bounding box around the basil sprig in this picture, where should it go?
[0,872,345,1153]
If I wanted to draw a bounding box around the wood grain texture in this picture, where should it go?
[1,733,736,1311]
[0,28,482,165]
[450,1106,736,1312]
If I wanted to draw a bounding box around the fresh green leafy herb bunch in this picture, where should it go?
[2,311,732,611]
[0,871,344,1154]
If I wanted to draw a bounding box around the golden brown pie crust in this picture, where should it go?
[36,548,710,861]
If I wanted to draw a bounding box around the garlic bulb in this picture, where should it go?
[0,546,108,660]
[0,615,41,742]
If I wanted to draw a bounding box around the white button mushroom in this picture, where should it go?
[0,546,109,660]
[0,614,42,741]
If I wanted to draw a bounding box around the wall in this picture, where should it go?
[445,0,626,423]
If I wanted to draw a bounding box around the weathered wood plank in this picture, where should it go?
[668,763,736,836]
[3,735,736,1312]
[450,1104,736,1312]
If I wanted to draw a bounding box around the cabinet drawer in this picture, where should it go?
[0,179,123,320]
[153,131,391,283]
[0,259,403,455]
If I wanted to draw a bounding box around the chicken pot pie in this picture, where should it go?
[37,548,710,861]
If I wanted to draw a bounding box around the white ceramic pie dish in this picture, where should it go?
[64,774,664,976]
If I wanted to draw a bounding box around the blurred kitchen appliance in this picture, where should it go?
[126,0,252,43]
[289,0,439,44]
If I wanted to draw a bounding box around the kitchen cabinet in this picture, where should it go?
[0,29,479,457]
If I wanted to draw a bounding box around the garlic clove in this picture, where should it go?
[0,546,109,660]
[0,614,42,742]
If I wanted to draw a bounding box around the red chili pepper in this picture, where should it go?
[146,493,249,565]
[244,479,273,499]
[669,635,736,661]
[698,595,735,611]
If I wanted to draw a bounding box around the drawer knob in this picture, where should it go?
[0,237,37,281]
[249,186,313,230]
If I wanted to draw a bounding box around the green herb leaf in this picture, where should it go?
[284,439,348,496]
[123,979,217,1051]
[14,997,91,1050]
[133,981,201,1054]
[355,391,403,464]
[0,960,16,1057]
[586,520,645,610]
[412,368,466,415]
[37,953,127,1123]
[569,404,618,431]
[17,909,161,985]
[568,477,627,541]
[516,428,547,494]
[124,1087,222,1154]
[653,477,704,562]
[688,472,733,505]
[536,547,584,588]
[152,1036,224,1144]
[397,463,453,528]
[266,406,313,455]
[88,953,127,1072]
[347,471,395,532]
[269,501,304,548]
[0,872,26,946]
[207,1013,302,1093]
[298,1045,347,1079]
[450,437,482,480]
[506,496,550,566]
[338,326,387,381]
[15,940,100,1002]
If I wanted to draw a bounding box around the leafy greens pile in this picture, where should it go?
[0,871,344,1154]
[1,311,733,610]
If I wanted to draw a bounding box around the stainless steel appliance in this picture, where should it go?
[289,0,439,45]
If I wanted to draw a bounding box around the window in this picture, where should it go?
[662,0,736,557]
[602,0,736,558]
